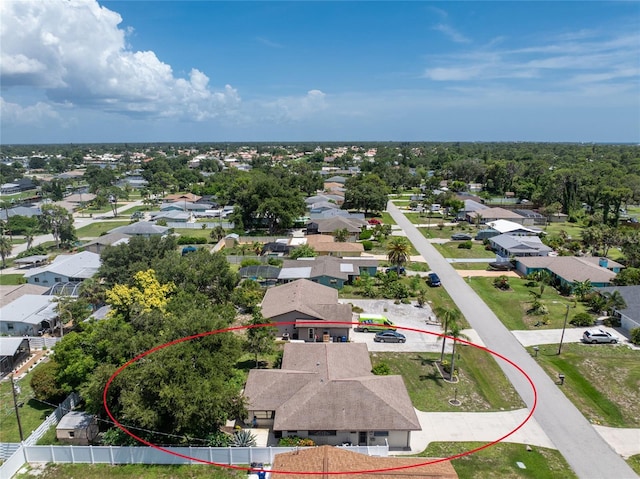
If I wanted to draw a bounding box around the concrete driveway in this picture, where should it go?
[512,325,624,347]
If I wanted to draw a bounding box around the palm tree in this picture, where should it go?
[23,228,36,251]
[386,237,411,271]
[334,228,349,243]
[572,279,593,301]
[434,306,462,363]
[448,322,470,380]
[603,290,626,315]
[0,235,12,268]
[210,225,226,242]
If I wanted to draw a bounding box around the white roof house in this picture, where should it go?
[0,295,57,336]
[24,251,101,285]
[485,219,542,236]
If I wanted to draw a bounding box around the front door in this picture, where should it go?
[359,431,367,446]
[308,328,315,342]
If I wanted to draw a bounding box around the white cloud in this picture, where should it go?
[423,28,640,92]
[0,0,240,120]
[257,89,328,123]
[0,97,61,125]
[432,23,471,44]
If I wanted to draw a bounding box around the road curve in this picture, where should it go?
[387,201,638,479]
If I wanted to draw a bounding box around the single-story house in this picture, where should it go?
[0,205,41,221]
[515,256,623,289]
[484,220,542,236]
[271,445,457,479]
[108,221,169,237]
[56,411,99,445]
[466,207,530,226]
[24,251,101,286]
[309,201,339,214]
[306,217,367,241]
[244,343,421,449]
[82,232,130,254]
[489,234,553,259]
[278,256,378,289]
[151,210,191,222]
[596,285,640,334]
[305,235,364,257]
[512,209,547,225]
[305,194,344,206]
[260,279,352,342]
[0,284,50,308]
[0,337,31,375]
[0,295,58,336]
[163,193,202,203]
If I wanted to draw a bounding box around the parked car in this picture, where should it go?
[385,266,406,275]
[374,330,406,343]
[427,272,441,287]
[368,218,382,225]
[451,233,473,241]
[582,328,619,344]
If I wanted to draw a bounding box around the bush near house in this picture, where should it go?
[569,312,594,327]
[631,328,640,345]
[278,436,316,447]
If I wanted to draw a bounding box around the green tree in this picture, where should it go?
[0,235,12,268]
[572,279,593,301]
[447,322,470,379]
[210,225,226,242]
[290,244,317,259]
[39,204,76,248]
[602,290,626,315]
[613,267,640,286]
[334,228,349,242]
[343,174,389,215]
[245,311,277,368]
[386,237,411,271]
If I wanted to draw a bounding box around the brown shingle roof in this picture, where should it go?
[260,279,351,322]
[244,343,420,432]
[272,445,458,479]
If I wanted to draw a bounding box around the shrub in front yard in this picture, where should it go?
[569,312,594,327]
[458,240,472,249]
[631,328,640,345]
[278,436,316,447]
[493,275,510,290]
[362,240,373,251]
[359,230,373,240]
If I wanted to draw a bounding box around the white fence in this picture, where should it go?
[24,444,387,465]
[0,442,21,460]
[1,445,387,478]
[27,337,60,351]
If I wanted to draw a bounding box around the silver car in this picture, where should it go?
[582,328,619,344]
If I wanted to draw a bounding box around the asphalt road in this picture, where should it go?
[387,202,638,479]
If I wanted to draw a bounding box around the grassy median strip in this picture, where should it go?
[419,442,577,479]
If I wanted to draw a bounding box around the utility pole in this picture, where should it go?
[10,374,24,442]
[557,303,570,355]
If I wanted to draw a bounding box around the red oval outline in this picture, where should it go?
[103,320,537,475]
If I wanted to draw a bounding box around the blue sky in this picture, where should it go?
[1,1,639,144]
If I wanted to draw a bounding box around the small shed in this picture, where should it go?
[224,233,240,248]
[56,411,99,445]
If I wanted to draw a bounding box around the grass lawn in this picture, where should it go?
[540,222,584,240]
[75,220,130,238]
[433,242,495,259]
[371,349,523,413]
[379,212,396,225]
[629,454,640,475]
[450,262,492,271]
[419,442,577,479]
[15,464,245,479]
[173,228,214,240]
[0,273,25,285]
[530,343,640,428]
[419,225,479,240]
[404,212,448,225]
[468,277,590,330]
[0,370,56,442]
[83,203,127,214]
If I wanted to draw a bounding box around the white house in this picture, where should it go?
[0,295,58,336]
[23,251,101,286]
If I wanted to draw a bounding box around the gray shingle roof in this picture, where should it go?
[517,256,618,283]
[0,295,57,325]
[108,221,169,236]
